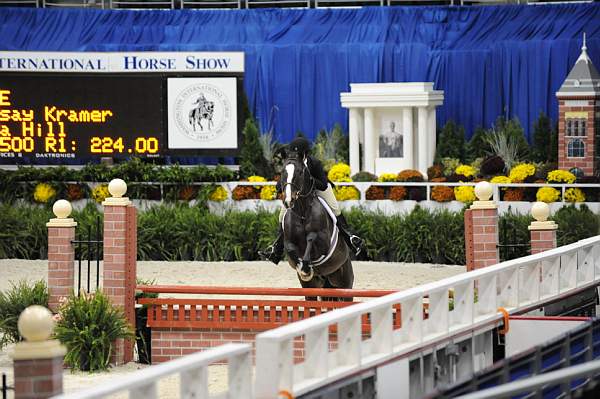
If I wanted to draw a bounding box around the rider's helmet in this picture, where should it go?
[288,136,311,158]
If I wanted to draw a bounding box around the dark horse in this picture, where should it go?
[280,155,354,297]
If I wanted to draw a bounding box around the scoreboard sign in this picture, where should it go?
[0,51,244,164]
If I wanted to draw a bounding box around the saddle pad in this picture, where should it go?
[310,197,339,267]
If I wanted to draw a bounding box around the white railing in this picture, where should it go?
[254,235,600,398]
[53,343,252,399]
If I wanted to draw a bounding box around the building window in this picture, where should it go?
[566,118,586,137]
[567,138,585,158]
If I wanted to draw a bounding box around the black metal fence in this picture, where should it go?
[498,209,531,262]
[72,216,103,296]
[1,374,13,399]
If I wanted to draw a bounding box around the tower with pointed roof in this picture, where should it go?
[556,33,600,177]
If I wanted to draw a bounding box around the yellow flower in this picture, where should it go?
[247,175,267,190]
[33,183,56,204]
[546,170,576,184]
[454,186,476,203]
[564,188,585,203]
[455,165,476,178]
[508,163,536,183]
[490,175,511,191]
[536,187,560,203]
[490,175,511,184]
[327,163,351,182]
[334,185,360,201]
[209,186,228,202]
[260,185,277,200]
[377,173,398,182]
[91,184,110,203]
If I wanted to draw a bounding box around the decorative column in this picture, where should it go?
[464,182,500,271]
[13,306,66,399]
[47,200,77,312]
[427,106,437,167]
[529,202,558,254]
[349,108,361,174]
[103,178,137,365]
[402,107,414,170]
[363,108,375,173]
[417,107,429,177]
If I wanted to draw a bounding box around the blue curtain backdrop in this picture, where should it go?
[1,4,599,144]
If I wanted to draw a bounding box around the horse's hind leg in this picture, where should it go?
[325,259,354,302]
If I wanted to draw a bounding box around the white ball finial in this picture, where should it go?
[108,179,127,198]
[52,199,72,219]
[474,181,492,201]
[18,305,54,342]
[531,201,550,222]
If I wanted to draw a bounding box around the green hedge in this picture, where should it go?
[0,159,238,185]
[0,203,597,264]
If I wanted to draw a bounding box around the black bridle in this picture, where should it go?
[282,157,315,217]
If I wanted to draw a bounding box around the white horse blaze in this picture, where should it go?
[285,163,295,205]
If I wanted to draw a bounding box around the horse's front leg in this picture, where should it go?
[300,232,318,275]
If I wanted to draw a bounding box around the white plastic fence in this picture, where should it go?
[254,235,600,398]
[53,343,252,399]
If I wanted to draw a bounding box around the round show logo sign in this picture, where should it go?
[173,83,232,142]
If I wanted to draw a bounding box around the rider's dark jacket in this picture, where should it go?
[306,156,329,191]
[277,155,329,193]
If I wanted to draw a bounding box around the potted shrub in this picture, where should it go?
[54,290,133,371]
[0,280,49,350]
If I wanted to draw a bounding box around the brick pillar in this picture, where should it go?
[46,200,77,312]
[465,182,499,271]
[529,202,558,255]
[13,306,66,399]
[103,179,136,365]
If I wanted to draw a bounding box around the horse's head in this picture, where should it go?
[281,154,312,208]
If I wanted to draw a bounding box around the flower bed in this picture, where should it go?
[2,161,599,205]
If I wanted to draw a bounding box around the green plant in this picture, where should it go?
[553,205,600,246]
[465,127,489,162]
[0,203,52,259]
[435,120,465,162]
[531,112,554,163]
[79,163,113,182]
[499,210,532,261]
[313,124,348,169]
[484,128,521,172]
[351,171,378,182]
[258,129,280,174]
[111,158,159,182]
[239,118,273,179]
[3,203,597,266]
[54,290,134,372]
[0,280,49,349]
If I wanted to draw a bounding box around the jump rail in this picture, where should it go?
[254,235,600,398]
[137,286,398,331]
[53,343,252,399]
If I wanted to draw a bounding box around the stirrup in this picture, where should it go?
[260,244,283,265]
[259,245,275,258]
[349,235,363,255]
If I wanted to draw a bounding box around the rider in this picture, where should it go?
[260,136,364,265]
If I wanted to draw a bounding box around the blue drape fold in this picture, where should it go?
[1,4,599,142]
